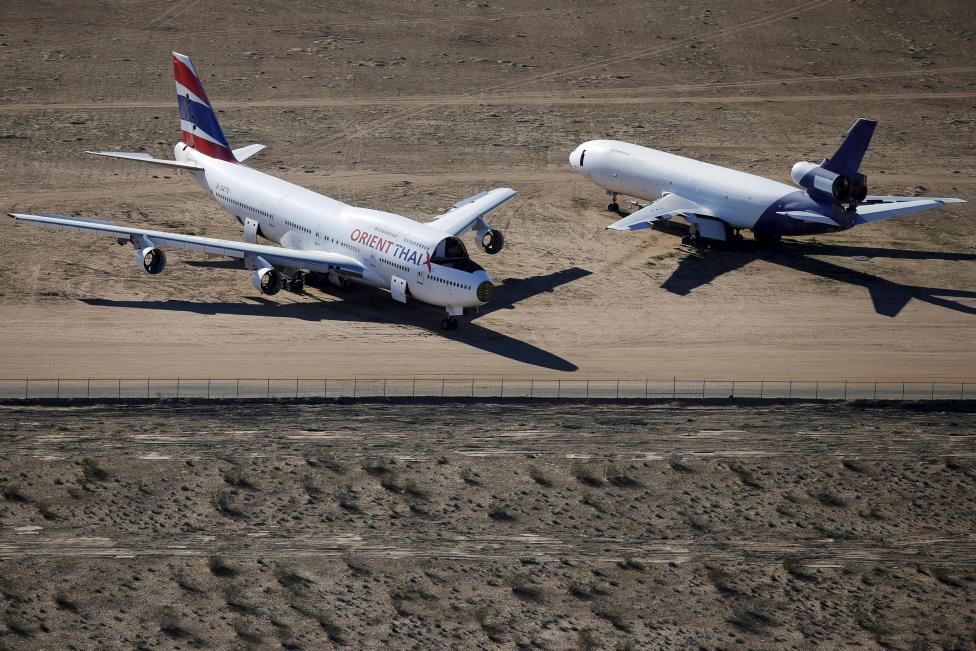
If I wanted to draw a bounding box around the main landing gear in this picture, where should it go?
[753,230,782,246]
[607,191,619,212]
[441,317,458,330]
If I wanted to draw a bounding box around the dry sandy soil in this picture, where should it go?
[0,400,974,648]
[0,0,974,381]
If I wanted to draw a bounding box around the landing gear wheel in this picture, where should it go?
[607,202,619,212]
[441,317,458,331]
[754,230,781,246]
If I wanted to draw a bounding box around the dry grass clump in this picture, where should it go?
[507,573,545,603]
[529,466,554,487]
[727,606,777,634]
[81,457,109,483]
[488,503,517,522]
[223,465,260,490]
[213,490,245,518]
[207,556,239,578]
[572,462,606,487]
[669,454,694,473]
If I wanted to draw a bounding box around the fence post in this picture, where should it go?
[412,377,416,398]
[585,379,589,399]
[760,380,764,399]
[530,379,533,398]
[701,379,705,399]
[177,378,180,398]
[471,378,474,398]
[558,379,561,399]
[731,380,735,398]
[147,379,150,399]
[118,379,121,399]
[672,377,676,399]
[353,378,357,398]
[844,380,847,400]
[873,381,877,400]
[208,378,211,399]
[500,378,504,398]
[616,379,619,399]
[383,378,387,398]
[902,382,905,400]
[324,378,328,398]
[56,378,60,399]
[788,379,792,399]
[931,382,935,400]
[296,378,300,399]
[237,379,240,399]
[645,379,648,399]
[25,378,29,399]
[267,378,270,399]
[87,377,91,399]
[441,378,445,398]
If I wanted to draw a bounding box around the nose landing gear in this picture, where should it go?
[441,317,458,330]
[607,191,619,212]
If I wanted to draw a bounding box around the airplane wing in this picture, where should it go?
[9,213,365,277]
[607,193,714,231]
[854,198,965,225]
[426,188,517,236]
[85,151,204,171]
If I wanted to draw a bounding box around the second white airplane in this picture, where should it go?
[570,119,964,246]
[11,53,516,330]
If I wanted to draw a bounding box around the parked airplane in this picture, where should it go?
[10,52,516,330]
[569,119,964,246]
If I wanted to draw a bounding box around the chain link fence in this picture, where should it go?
[0,378,972,401]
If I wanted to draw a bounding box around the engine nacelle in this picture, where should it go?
[791,161,867,205]
[252,267,283,295]
[480,229,504,255]
[136,247,166,275]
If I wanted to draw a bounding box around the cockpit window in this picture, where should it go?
[579,150,585,166]
[431,236,482,272]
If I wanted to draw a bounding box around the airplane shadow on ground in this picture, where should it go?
[652,221,976,317]
[83,266,592,371]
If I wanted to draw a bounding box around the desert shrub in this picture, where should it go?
[223,466,260,490]
[508,574,544,602]
[213,490,245,518]
[2,484,28,503]
[159,607,189,638]
[668,455,694,473]
[572,462,606,487]
[728,607,776,634]
[489,504,517,522]
[529,466,553,487]
[593,604,631,631]
[208,556,239,578]
[81,457,109,482]
[815,491,848,508]
[54,591,80,612]
[461,467,482,486]
[705,564,739,596]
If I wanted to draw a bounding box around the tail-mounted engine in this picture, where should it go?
[136,247,167,275]
[252,267,283,295]
[791,161,867,207]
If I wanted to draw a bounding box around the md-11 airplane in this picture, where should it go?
[10,52,516,330]
[569,119,964,247]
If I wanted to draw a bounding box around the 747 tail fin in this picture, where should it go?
[173,51,236,162]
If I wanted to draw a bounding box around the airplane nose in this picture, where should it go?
[569,146,581,168]
[476,280,494,304]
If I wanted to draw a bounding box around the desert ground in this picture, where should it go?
[0,0,974,381]
[1,400,974,649]
[1,1,976,649]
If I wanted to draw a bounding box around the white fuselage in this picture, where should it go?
[174,143,490,309]
[570,139,821,233]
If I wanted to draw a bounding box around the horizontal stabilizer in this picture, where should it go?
[86,151,204,171]
[232,144,266,162]
[863,195,966,204]
[778,210,840,227]
[607,193,712,231]
[854,198,958,224]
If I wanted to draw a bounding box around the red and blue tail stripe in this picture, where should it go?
[173,52,236,163]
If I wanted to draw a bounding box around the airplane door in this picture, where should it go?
[243,217,259,243]
[416,269,425,285]
[390,275,408,303]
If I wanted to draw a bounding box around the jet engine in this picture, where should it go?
[480,229,505,255]
[252,267,283,295]
[791,161,867,205]
[136,247,167,275]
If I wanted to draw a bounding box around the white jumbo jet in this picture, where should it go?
[10,52,516,330]
[569,119,964,246]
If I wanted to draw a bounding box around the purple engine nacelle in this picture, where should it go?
[791,161,867,206]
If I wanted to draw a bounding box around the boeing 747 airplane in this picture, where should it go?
[569,119,964,247]
[11,53,516,329]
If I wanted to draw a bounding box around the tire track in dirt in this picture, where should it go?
[2,532,973,566]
